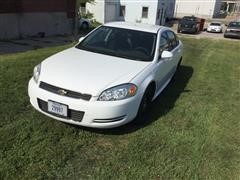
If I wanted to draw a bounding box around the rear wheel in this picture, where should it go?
[195,28,198,34]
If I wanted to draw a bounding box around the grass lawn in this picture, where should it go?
[0,38,240,179]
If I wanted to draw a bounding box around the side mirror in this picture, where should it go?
[160,50,173,61]
[79,36,85,43]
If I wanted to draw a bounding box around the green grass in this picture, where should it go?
[0,38,240,179]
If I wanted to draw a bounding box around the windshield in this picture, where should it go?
[76,26,157,62]
[182,16,197,21]
[228,22,240,28]
[210,23,221,26]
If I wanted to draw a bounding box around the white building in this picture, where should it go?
[174,0,223,19]
[86,0,176,25]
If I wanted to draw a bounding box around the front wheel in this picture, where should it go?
[172,57,182,81]
[177,57,182,70]
[135,88,153,124]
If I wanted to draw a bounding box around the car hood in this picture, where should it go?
[226,27,240,31]
[209,25,221,29]
[40,48,151,96]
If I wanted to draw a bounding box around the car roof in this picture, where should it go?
[210,22,222,24]
[104,21,165,33]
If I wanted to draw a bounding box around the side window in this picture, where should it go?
[166,31,179,51]
[159,32,169,54]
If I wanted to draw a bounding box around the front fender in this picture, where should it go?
[131,64,156,99]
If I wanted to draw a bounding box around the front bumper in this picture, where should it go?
[224,32,240,39]
[28,78,143,128]
[207,28,222,33]
[179,27,196,34]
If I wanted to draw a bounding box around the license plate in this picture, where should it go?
[48,100,68,117]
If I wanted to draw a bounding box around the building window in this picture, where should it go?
[142,7,148,18]
[119,5,126,17]
[79,3,86,14]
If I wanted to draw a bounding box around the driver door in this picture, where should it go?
[154,31,173,92]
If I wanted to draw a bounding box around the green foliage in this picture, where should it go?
[76,0,95,19]
[77,0,94,4]
[81,11,93,19]
[90,19,102,28]
[0,38,240,179]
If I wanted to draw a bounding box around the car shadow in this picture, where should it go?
[72,65,194,135]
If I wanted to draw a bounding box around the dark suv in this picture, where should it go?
[224,21,240,39]
[178,16,200,34]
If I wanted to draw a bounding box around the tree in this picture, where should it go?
[74,0,95,39]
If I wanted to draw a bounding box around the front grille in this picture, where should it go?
[37,98,84,122]
[39,82,92,101]
[181,24,193,28]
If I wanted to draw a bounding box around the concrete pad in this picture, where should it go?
[0,35,76,55]
[0,41,34,55]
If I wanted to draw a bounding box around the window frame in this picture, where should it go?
[166,30,179,51]
[158,31,169,55]
[142,6,149,18]
[119,5,126,17]
[158,30,180,60]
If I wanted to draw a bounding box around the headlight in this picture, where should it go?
[33,63,41,83]
[98,84,137,101]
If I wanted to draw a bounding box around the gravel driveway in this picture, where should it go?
[171,23,239,41]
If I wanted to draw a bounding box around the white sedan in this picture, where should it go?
[207,22,223,33]
[28,22,183,128]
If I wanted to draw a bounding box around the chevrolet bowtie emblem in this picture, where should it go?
[57,89,67,96]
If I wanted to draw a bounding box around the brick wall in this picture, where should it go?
[0,0,76,18]
[0,0,76,39]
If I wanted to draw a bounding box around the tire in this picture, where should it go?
[135,86,154,124]
[172,57,182,81]
[177,29,180,33]
[177,57,182,70]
